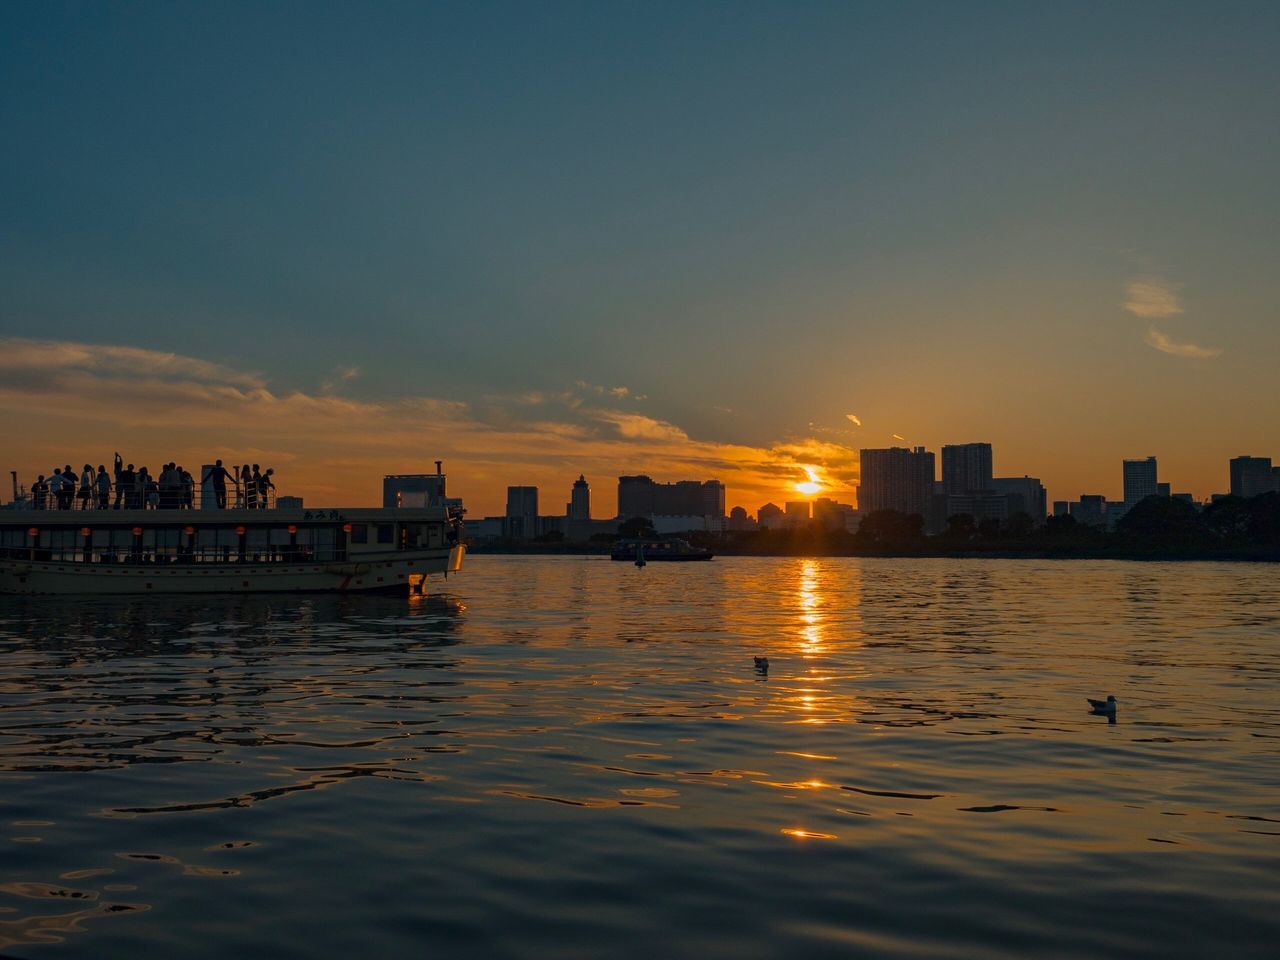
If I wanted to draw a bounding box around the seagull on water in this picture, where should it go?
[1086,695,1117,715]
[754,656,769,674]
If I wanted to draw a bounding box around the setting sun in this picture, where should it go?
[794,466,823,497]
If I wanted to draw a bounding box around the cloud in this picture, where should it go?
[0,337,860,514]
[574,380,635,400]
[320,365,361,394]
[1144,327,1222,359]
[845,414,861,427]
[1124,278,1183,319]
[891,433,905,441]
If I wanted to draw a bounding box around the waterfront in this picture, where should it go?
[2,557,1278,959]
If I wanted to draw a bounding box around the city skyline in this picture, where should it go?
[2,3,1278,517]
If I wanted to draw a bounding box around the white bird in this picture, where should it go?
[1086,695,1118,714]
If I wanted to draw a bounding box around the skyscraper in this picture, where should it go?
[1122,457,1159,507]
[505,485,538,539]
[942,443,993,494]
[617,476,725,520]
[568,474,590,521]
[1229,456,1279,498]
[858,447,936,519]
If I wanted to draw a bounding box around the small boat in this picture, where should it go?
[610,537,713,562]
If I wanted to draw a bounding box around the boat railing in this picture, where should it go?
[16,485,279,512]
[0,543,348,566]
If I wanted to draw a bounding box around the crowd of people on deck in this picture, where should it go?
[28,455,276,511]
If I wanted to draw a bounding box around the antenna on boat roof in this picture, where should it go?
[9,471,16,502]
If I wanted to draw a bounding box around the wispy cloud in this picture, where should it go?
[845,413,862,427]
[891,433,905,441]
[1144,327,1222,359]
[320,365,361,394]
[575,380,636,400]
[1124,277,1183,319]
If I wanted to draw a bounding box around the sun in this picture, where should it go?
[794,466,824,497]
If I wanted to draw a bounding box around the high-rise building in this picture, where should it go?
[991,476,1047,522]
[942,443,994,494]
[505,485,538,540]
[858,447,936,520]
[784,501,811,526]
[1122,457,1159,507]
[568,475,590,521]
[1229,456,1280,498]
[1070,495,1107,528]
[617,476,725,521]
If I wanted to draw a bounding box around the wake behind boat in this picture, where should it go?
[610,537,713,562]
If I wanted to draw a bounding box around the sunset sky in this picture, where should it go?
[3,2,1278,516]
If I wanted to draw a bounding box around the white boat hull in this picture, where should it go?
[0,545,465,596]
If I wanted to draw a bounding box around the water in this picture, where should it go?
[1,557,1278,959]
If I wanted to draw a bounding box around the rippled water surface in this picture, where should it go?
[2,557,1279,958]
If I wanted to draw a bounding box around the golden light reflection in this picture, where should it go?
[780,828,837,840]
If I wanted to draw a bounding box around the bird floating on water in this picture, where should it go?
[1086,695,1118,715]
[753,656,769,674]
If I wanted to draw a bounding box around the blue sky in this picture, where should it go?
[3,1,1278,511]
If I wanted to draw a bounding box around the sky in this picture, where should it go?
[3,1,1278,516]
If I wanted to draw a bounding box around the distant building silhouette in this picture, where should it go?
[617,475,725,532]
[1230,456,1280,498]
[991,476,1047,522]
[812,497,858,532]
[858,447,935,522]
[1071,494,1107,528]
[506,485,539,540]
[727,506,756,531]
[568,474,591,521]
[942,443,993,495]
[757,502,784,530]
[784,501,811,527]
[1122,457,1159,509]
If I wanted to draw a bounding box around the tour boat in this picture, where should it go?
[0,502,465,596]
[609,537,713,562]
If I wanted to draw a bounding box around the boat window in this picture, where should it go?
[350,524,368,544]
[376,523,394,544]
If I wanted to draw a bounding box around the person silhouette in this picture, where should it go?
[95,465,111,510]
[203,459,232,509]
[247,464,262,509]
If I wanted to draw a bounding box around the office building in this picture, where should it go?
[1122,457,1159,508]
[1053,501,1069,517]
[617,475,726,530]
[1230,456,1280,498]
[942,443,993,494]
[858,447,936,521]
[757,502,784,530]
[784,501,811,527]
[505,485,539,540]
[991,476,1047,522]
[1070,495,1107,529]
[567,475,590,521]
